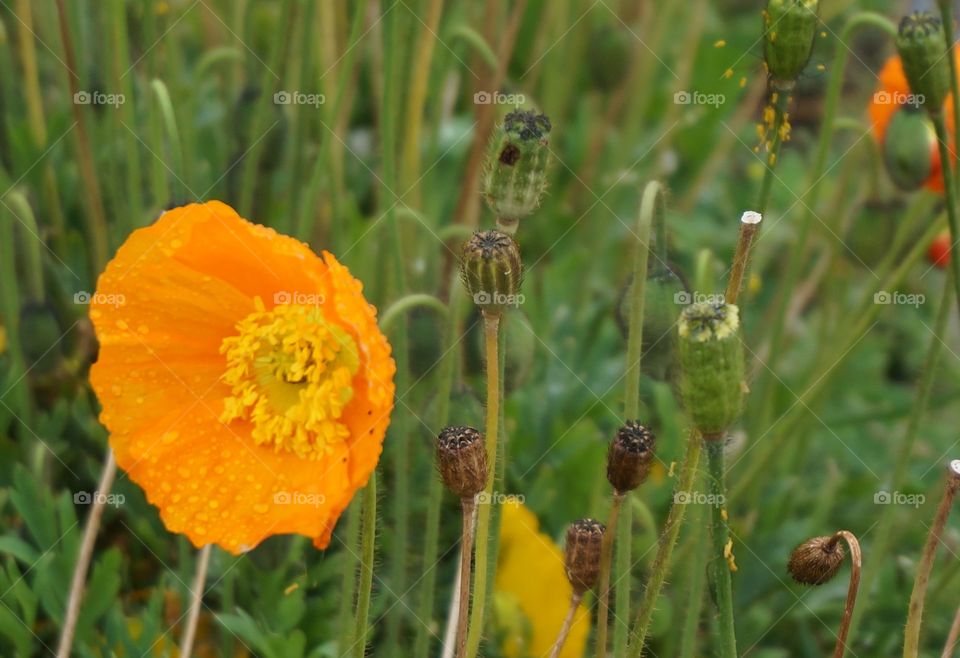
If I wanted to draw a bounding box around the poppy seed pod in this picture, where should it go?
[883,106,937,191]
[677,302,745,436]
[788,535,845,585]
[763,0,819,83]
[436,426,488,499]
[460,230,523,313]
[896,12,951,113]
[482,110,551,231]
[564,518,605,594]
[607,421,656,494]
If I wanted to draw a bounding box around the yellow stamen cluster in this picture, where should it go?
[219,297,360,459]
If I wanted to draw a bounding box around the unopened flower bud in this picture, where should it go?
[788,535,845,585]
[896,12,951,113]
[564,518,605,594]
[763,0,819,84]
[460,230,523,314]
[607,421,656,494]
[482,110,551,232]
[436,426,488,498]
[677,302,745,436]
[883,106,937,191]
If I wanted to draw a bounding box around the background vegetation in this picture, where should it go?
[0,0,956,656]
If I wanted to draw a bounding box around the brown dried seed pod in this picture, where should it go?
[607,421,656,493]
[564,518,606,593]
[436,426,488,499]
[788,535,845,585]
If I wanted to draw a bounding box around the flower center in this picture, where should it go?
[219,298,360,459]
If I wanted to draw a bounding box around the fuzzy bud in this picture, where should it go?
[763,0,819,83]
[677,302,745,436]
[436,426,488,499]
[482,110,551,232]
[460,230,523,313]
[788,535,845,585]
[896,12,951,113]
[564,518,605,594]
[883,106,937,191]
[607,421,656,494]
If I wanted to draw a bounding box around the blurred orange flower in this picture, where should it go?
[869,53,960,192]
[89,201,395,554]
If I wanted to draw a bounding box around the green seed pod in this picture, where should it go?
[482,110,551,232]
[460,230,523,313]
[896,12,951,113]
[677,302,745,436]
[883,106,936,191]
[763,0,819,83]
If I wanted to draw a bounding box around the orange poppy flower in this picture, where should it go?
[89,201,395,554]
[870,53,959,192]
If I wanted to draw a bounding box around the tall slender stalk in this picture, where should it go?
[56,450,118,658]
[755,82,792,216]
[903,464,960,658]
[550,593,584,658]
[705,439,737,658]
[930,112,960,318]
[595,494,623,658]
[455,497,476,658]
[54,0,108,274]
[353,473,378,658]
[414,280,465,658]
[464,312,501,658]
[626,433,703,657]
[179,544,212,658]
[597,181,660,658]
[936,0,960,189]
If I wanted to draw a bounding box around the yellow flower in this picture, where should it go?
[494,501,590,658]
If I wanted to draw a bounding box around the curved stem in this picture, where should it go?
[56,450,117,658]
[903,470,959,658]
[624,181,662,417]
[353,472,378,658]
[626,431,703,657]
[464,312,501,658]
[179,544,212,658]
[550,593,583,658]
[705,439,737,658]
[455,497,476,658]
[594,494,624,658]
[830,531,861,658]
[379,293,448,334]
